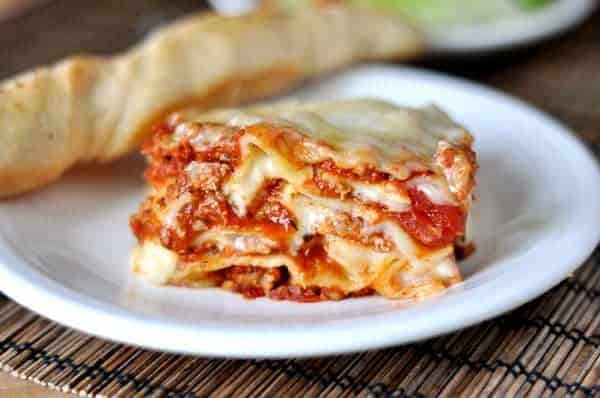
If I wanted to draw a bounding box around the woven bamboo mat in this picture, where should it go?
[0,1,599,397]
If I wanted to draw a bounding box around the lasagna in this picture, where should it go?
[130,99,477,301]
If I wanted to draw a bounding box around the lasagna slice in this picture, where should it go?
[130,99,477,302]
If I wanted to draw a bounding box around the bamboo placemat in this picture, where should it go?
[0,1,598,397]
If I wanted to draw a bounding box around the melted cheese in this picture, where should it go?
[350,180,410,211]
[203,99,473,212]
[406,175,457,206]
[325,236,396,285]
[195,230,278,254]
[224,146,278,216]
[131,241,177,285]
[224,134,312,215]
[173,122,231,151]
[184,98,473,182]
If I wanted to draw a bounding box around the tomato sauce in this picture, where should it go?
[392,187,465,248]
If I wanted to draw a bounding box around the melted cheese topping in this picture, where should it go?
[173,122,230,150]
[182,98,473,181]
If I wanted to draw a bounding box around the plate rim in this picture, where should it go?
[0,65,598,358]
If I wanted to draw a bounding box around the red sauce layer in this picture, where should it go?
[392,187,465,248]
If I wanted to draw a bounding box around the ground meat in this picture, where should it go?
[220,266,284,299]
[216,265,375,302]
[268,285,374,302]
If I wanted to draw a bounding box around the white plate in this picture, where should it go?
[207,0,597,54]
[0,66,599,358]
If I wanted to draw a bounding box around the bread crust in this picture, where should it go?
[0,7,422,197]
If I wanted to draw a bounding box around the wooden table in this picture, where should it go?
[0,1,598,397]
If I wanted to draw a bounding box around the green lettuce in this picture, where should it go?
[348,0,553,27]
